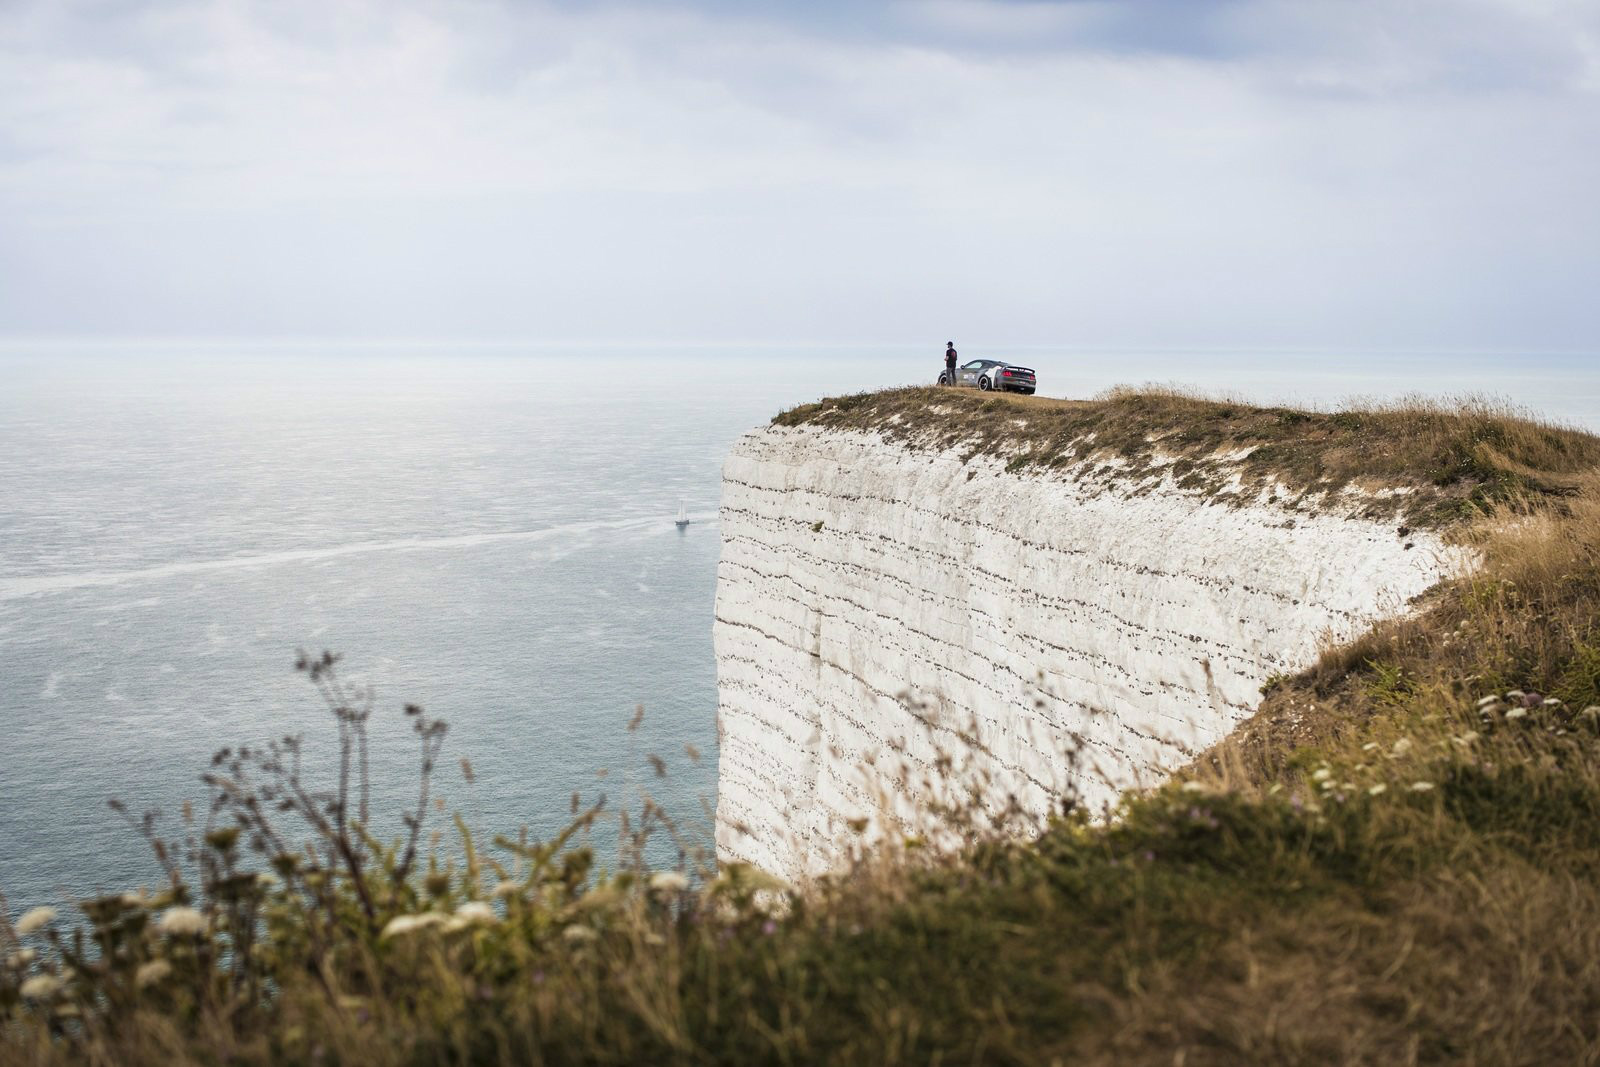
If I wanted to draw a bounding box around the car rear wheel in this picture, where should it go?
[979,376,992,391]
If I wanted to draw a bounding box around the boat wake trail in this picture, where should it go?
[0,511,718,601]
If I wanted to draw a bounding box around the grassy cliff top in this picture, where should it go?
[774,385,1600,527]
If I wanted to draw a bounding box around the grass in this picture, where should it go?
[1214,464,1600,782]
[774,386,1600,526]
[5,391,1600,1064]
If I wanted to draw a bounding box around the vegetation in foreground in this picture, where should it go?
[776,385,1600,526]
[4,394,1600,1065]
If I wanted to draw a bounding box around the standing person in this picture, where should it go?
[943,341,957,385]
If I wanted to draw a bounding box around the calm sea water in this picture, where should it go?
[2,344,1596,910]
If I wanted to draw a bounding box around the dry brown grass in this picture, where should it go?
[775,385,1600,526]
[1084,864,1600,1066]
[1211,466,1600,783]
[1138,462,1600,1064]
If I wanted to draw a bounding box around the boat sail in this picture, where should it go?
[675,500,690,528]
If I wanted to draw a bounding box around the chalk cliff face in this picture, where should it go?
[713,424,1457,881]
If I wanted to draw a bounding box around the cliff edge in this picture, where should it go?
[713,387,1591,878]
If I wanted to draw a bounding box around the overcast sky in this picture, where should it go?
[1,0,1597,348]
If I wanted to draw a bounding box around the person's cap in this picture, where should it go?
[947,341,954,346]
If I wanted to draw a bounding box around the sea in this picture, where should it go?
[2,343,1597,911]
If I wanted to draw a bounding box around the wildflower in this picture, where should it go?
[1367,783,1387,796]
[1362,742,1379,752]
[762,919,778,936]
[562,924,598,943]
[650,871,690,894]
[159,907,206,937]
[1543,697,1563,707]
[135,960,172,989]
[1475,694,1501,709]
[1506,690,1526,700]
[1391,738,1412,757]
[381,913,444,940]
[492,880,521,899]
[15,906,56,936]
[6,949,37,968]
[1409,781,1435,792]
[454,901,497,925]
[1179,780,1209,794]
[19,974,62,999]
[1504,706,1528,721]
[1311,767,1332,783]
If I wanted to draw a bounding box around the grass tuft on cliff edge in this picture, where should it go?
[5,395,1600,1064]
[775,385,1600,526]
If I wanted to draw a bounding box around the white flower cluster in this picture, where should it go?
[1476,690,1594,734]
[19,974,62,999]
[159,907,207,937]
[649,871,690,894]
[14,907,56,937]
[381,913,445,939]
[1307,740,1435,802]
[135,960,172,989]
[380,901,501,940]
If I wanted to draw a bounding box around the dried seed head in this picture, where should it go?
[15,907,57,937]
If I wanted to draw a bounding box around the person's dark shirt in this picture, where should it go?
[945,347,957,366]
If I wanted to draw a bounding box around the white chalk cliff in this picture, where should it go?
[713,423,1457,881]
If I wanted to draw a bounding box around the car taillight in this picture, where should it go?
[1003,370,1013,376]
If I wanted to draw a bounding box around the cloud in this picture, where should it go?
[0,0,1596,347]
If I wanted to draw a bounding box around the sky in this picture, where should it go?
[0,0,1597,348]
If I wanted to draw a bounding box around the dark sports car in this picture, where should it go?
[939,358,1036,394]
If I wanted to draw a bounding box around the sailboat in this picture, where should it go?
[675,500,690,529]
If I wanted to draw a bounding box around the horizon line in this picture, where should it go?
[1,336,1597,358]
